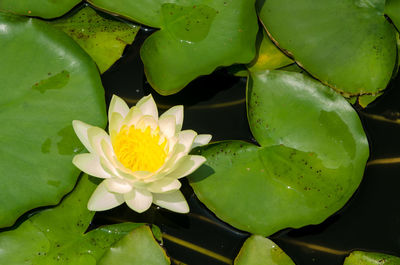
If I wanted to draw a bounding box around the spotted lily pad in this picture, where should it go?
[189,71,369,236]
[98,226,170,265]
[52,7,139,73]
[344,251,400,265]
[259,0,397,97]
[0,0,80,19]
[234,235,295,265]
[88,0,258,95]
[0,175,144,264]
[0,13,106,227]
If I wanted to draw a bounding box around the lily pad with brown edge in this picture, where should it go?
[0,175,147,264]
[98,226,170,265]
[344,251,400,265]
[52,6,140,73]
[234,235,295,265]
[0,0,80,19]
[88,0,259,95]
[188,70,369,236]
[0,12,106,228]
[259,0,397,99]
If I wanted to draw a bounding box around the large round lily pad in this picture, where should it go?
[0,12,106,228]
[88,0,258,95]
[0,0,80,19]
[189,71,369,236]
[259,0,397,96]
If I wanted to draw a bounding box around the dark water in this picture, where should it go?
[96,24,400,265]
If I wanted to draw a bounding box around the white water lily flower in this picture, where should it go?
[72,94,211,213]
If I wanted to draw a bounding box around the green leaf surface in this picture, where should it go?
[344,251,400,265]
[0,12,106,228]
[358,92,384,107]
[234,235,295,265]
[88,0,258,95]
[248,71,369,169]
[247,29,293,74]
[386,0,400,31]
[0,0,80,19]
[259,0,397,96]
[189,71,369,236]
[98,226,170,265]
[0,175,143,264]
[52,7,139,73]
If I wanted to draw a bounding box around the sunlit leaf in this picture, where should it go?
[0,12,106,227]
[52,7,139,73]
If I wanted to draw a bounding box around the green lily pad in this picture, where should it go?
[0,12,106,228]
[344,251,400,265]
[88,0,258,95]
[189,71,369,236]
[386,0,400,31]
[98,226,170,265]
[234,235,295,265]
[247,29,293,74]
[0,0,80,19]
[0,175,144,264]
[52,7,139,73]
[259,0,397,97]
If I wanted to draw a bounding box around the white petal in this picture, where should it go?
[153,190,189,213]
[123,107,143,127]
[160,105,183,132]
[104,178,132,194]
[166,155,206,179]
[191,134,212,149]
[88,181,125,211]
[158,115,176,139]
[124,188,153,213]
[147,177,181,193]
[136,94,158,121]
[108,95,129,120]
[167,135,179,153]
[136,115,159,131]
[72,120,94,153]
[109,112,124,141]
[157,130,197,172]
[178,130,197,153]
[132,171,152,179]
[87,126,111,156]
[73,153,111,179]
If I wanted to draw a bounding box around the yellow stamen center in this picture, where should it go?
[113,125,167,172]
